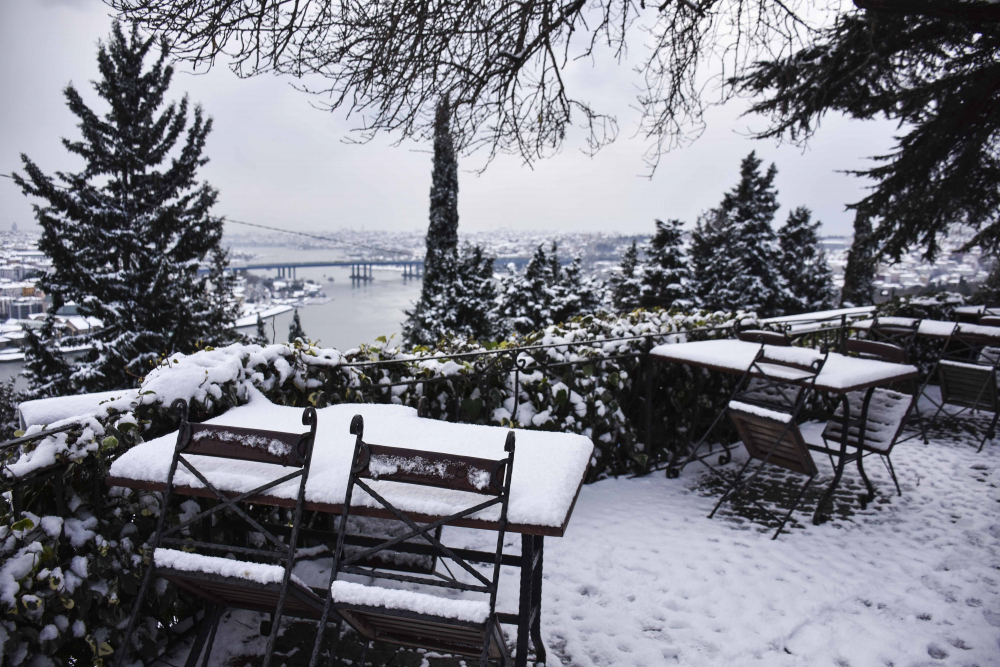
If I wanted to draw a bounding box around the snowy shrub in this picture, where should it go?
[0,312,756,663]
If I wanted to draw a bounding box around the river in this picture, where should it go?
[0,248,425,390]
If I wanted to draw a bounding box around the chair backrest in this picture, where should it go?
[822,388,915,454]
[938,360,999,411]
[727,403,818,476]
[845,338,908,365]
[734,345,827,414]
[154,401,319,598]
[329,415,515,622]
[737,329,792,346]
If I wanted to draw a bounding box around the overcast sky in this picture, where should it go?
[0,0,899,237]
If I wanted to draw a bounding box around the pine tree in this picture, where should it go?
[699,152,785,316]
[608,241,643,313]
[20,319,73,401]
[14,22,239,395]
[552,257,603,323]
[404,245,500,345]
[777,207,835,313]
[640,219,694,310]
[288,309,307,343]
[496,245,556,336]
[404,96,498,346]
[689,210,728,308]
[841,211,879,307]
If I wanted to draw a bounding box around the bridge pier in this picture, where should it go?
[350,263,374,283]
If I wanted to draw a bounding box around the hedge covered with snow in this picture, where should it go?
[0,308,754,664]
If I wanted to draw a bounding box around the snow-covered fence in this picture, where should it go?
[0,306,869,663]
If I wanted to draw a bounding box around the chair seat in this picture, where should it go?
[154,548,324,619]
[331,580,490,624]
[822,388,913,453]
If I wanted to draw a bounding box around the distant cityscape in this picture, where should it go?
[0,224,990,359]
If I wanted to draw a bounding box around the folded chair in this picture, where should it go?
[115,401,322,667]
[310,415,515,667]
[919,327,1000,452]
[819,338,917,498]
[709,346,829,539]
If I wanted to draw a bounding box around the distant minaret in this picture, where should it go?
[11,222,17,232]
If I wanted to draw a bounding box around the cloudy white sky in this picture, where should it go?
[0,0,898,237]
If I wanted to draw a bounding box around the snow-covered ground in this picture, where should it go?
[168,404,1000,667]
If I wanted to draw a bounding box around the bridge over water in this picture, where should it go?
[201,257,535,280]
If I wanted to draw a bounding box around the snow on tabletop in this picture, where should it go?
[854,317,1000,340]
[153,548,305,587]
[728,401,793,423]
[650,339,917,391]
[110,387,592,529]
[17,390,132,428]
[330,580,490,623]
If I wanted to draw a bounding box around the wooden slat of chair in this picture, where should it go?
[737,329,792,346]
[160,569,325,619]
[337,607,507,659]
[184,423,309,467]
[939,361,998,411]
[728,410,818,476]
[846,338,908,365]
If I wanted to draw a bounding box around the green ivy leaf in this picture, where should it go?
[11,518,34,533]
[101,436,119,450]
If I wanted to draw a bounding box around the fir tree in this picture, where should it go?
[14,22,239,395]
[552,257,603,323]
[608,241,643,313]
[700,152,785,316]
[496,245,556,336]
[404,96,498,346]
[841,211,879,307]
[640,219,694,310]
[288,309,307,343]
[689,210,728,308]
[405,245,499,345]
[777,207,835,313]
[0,379,21,441]
[20,320,73,401]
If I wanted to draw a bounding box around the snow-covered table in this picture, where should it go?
[852,317,1000,342]
[107,391,593,666]
[648,340,920,523]
[649,339,919,392]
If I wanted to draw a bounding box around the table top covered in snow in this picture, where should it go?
[852,317,1000,341]
[107,390,593,537]
[649,339,918,393]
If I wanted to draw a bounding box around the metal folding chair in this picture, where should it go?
[707,346,828,539]
[310,415,516,667]
[115,401,322,667]
[918,327,1000,452]
[857,315,921,354]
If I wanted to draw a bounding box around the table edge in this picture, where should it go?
[106,475,566,537]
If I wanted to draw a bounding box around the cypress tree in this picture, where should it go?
[288,309,307,343]
[608,241,643,313]
[840,211,879,307]
[640,219,694,310]
[404,96,498,346]
[778,207,835,313]
[702,152,785,316]
[14,22,240,394]
[254,314,269,345]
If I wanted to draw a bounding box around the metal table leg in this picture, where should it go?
[813,395,852,525]
[516,535,545,667]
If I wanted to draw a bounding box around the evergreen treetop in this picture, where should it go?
[640,219,694,311]
[698,152,785,317]
[777,207,835,314]
[841,211,879,307]
[14,21,240,394]
[608,241,642,313]
[288,309,307,343]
